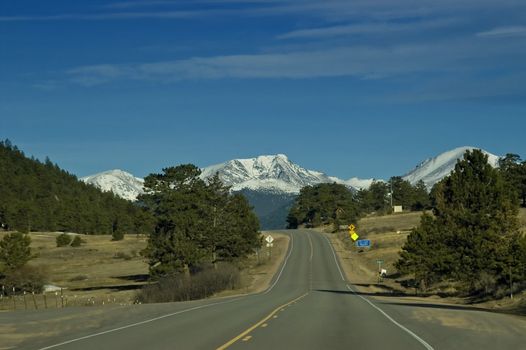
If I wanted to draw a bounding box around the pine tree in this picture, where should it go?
[397,149,520,293]
[0,232,32,272]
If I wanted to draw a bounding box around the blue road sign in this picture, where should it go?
[356,239,371,248]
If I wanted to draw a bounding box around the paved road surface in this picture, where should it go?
[6,230,526,349]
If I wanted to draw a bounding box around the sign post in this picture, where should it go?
[265,235,274,259]
[348,224,359,241]
[356,239,371,248]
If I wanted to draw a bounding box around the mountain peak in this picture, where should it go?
[200,154,339,194]
[403,146,500,189]
[81,169,144,201]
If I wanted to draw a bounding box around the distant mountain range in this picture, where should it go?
[81,146,501,229]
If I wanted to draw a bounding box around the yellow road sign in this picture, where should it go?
[348,224,355,232]
[350,232,359,241]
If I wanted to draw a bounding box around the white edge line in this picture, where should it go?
[38,231,295,349]
[346,285,434,350]
[322,233,434,350]
[262,231,294,295]
[322,234,345,281]
[37,297,241,350]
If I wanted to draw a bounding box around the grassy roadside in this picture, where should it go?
[324,209,526,315]
[0,231,289,311]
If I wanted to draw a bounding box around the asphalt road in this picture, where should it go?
[7,229,526,350]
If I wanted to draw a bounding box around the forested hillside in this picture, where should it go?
[0,140,152,234]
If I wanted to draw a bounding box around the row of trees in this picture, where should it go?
[396,150,526,296]
[139,165,262,277]
[286,183,359,230]
[286,177,431,229]
[356,178,430,214]
[0,140,153,235]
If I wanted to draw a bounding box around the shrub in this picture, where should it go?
[1,265,47,293]
[112,230,124,241]
[56,233,72,247]
[70,236,83,247]
[138,263,241,303]
[0,232,32,270]
[114,252,132,260]
[69,274,88,282]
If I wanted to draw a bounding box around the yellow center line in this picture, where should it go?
[216,293,308,350]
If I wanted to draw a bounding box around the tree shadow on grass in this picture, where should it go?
[315,288,494,313]
[113,274,150,282]
[71,284,144,292]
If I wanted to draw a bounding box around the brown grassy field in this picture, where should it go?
[0,231,289,311]
[328,208,526,312]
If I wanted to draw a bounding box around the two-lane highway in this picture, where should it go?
[12,229,526,349]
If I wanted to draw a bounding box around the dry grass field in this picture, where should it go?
[0,231,289,311]
[328,208,526,312]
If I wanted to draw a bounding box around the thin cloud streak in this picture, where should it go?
[278,18,462,39]
[477,26,526,37]
[0,9,233,22]
[66,38,524,86]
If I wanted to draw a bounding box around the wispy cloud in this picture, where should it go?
[65,37,522,86]
[0,10,230,22]
[477,26,526,37]
[278,18,461,39]
[1,0,524,23]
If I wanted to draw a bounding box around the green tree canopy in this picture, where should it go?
[397,149,522,294]
[140,166,261,278]
[287,183,359,229]
[0,232,31,272]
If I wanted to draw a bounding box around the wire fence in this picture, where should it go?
[0,287,139,311]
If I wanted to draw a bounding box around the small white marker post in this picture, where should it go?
[265,235,274,259]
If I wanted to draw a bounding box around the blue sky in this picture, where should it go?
[1,0,525,179]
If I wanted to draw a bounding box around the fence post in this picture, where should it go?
[43,292,48,309]
[32,292,38,309]
[23,291,28,310]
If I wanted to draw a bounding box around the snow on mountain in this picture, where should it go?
[200,154,344,194]
[80,169,144,201]
[402,146,500,189]
[342,177,375,190]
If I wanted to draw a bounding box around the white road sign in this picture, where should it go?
[265,235,274,244]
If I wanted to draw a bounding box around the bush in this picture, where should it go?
[70,236,83,247]
[69,274,88,282]
[1,265,47,293]
[0,232,32,270]
[56,233,72,247]
[112,230,124,241]
[138,263,241,303]
[113,252,132,260]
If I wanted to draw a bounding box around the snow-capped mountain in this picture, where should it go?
[402,146,500,189]
[80,169,144,201]
[200,154,344,194]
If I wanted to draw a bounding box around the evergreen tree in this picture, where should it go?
[397,149,520,293]
[499,153,526,207]
[0,140,150,235]
[140,165,262,278]
[0,232,32,272]
[411,180,431,211]
[287,183,359,229]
